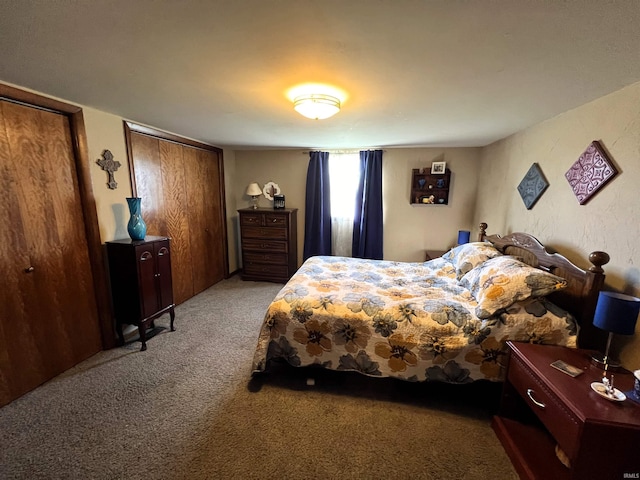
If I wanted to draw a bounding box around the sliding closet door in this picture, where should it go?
[126,123,227,305]
[0,99,102,407]
[159,140,195,303]
[185,148,226,295]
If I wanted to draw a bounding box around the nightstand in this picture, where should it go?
[493,341,640,479]
[424,249,447,261]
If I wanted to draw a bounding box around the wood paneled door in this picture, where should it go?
[125,122,228,305]
[0,86,108,407]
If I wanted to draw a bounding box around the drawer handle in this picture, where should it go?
[526,388,546,409]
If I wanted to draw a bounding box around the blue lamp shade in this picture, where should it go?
[593,291,640,335]
[457,230,471,245]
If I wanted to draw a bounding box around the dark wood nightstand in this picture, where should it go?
[493,341,640,479]
[424,249,447,261]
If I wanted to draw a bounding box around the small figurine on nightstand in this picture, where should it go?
[602,374,615,397]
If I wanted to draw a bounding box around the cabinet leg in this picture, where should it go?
[138,325,147,351]
[116,323,125,346]
[170,307,176,332]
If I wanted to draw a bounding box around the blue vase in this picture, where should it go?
[126,197,147,241]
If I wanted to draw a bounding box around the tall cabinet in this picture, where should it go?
[239,208,298,283]
[106,236,176,351]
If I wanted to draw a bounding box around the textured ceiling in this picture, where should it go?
[2,1,640,150]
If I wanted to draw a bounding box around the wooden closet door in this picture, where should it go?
[200,150,225,289]
[128,124,227,304]
[130,133,195,305]
[0,100,102,406]
[159,141,194,304]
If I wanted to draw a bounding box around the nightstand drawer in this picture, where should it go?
[508,354,581,460]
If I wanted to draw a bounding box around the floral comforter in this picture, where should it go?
[251,255,578,383]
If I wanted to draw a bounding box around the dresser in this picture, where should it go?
[106,236,176,351]
[493,341,640,479]
[238,208,298,283]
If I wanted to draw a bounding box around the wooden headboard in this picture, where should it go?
[478,224,609,350]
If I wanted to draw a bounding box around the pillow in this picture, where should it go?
[500,297,578,346]
[460,255,567,319]
[442,242,503,279]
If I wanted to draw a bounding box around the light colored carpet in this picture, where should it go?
[0,275,517,479]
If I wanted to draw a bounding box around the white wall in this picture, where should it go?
[473,80,640,369]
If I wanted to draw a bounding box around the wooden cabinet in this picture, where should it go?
[493,342,640,479]
[106,236,176,351]
[238,208,298,283]
[410,168,451,205]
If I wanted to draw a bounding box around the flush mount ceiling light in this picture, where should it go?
[293,94,341,120]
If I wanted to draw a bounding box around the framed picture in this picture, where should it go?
[431,161,446,174]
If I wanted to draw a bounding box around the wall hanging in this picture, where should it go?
[565,140,618,205]
[96,149,121,189]
[517,163,549,209]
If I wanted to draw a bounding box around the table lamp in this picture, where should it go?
[591,291,640,369]
[457,230,471,245]
[246,182,262,209]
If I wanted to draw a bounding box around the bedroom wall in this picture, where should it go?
[472,80,640,369]
[233,147,481,266]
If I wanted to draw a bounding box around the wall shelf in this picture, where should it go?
[410,168,451,205]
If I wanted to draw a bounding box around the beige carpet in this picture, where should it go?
[0,275,517,479]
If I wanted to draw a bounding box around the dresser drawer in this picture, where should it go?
[243,252,288,265]
[240,213,262,226]
[240,212,289,228]
[242,226,288,240]
[264,213,288,227]
[508,354,581,460]
[242,238,288,253]
[243,263,290,278]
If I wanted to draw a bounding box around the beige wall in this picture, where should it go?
[473,80,640,369]
[234,147,481,265]
[83,108,133,242]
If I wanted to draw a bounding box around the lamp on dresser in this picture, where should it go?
[246,182,262,209]
[591,291,640,370]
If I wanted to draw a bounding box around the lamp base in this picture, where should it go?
[591,353,623,371]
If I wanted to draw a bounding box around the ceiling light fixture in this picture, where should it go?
[293,94,341,120]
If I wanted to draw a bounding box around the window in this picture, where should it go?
[329,153,360,256]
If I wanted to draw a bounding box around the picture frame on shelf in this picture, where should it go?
[431,161,446,174]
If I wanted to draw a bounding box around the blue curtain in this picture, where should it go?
[303,151,332,260]
[352,150,383,260]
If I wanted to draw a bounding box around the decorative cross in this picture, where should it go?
[96,149,121,189]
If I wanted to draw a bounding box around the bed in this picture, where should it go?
[251,226,609,383]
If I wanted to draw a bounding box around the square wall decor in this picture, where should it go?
[517,163,549,209]
[565,141,618,205]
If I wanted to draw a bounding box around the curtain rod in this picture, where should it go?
[301,149,387,154]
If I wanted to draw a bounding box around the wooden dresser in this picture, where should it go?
[106,236,176,350]
[238,208,298,283]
